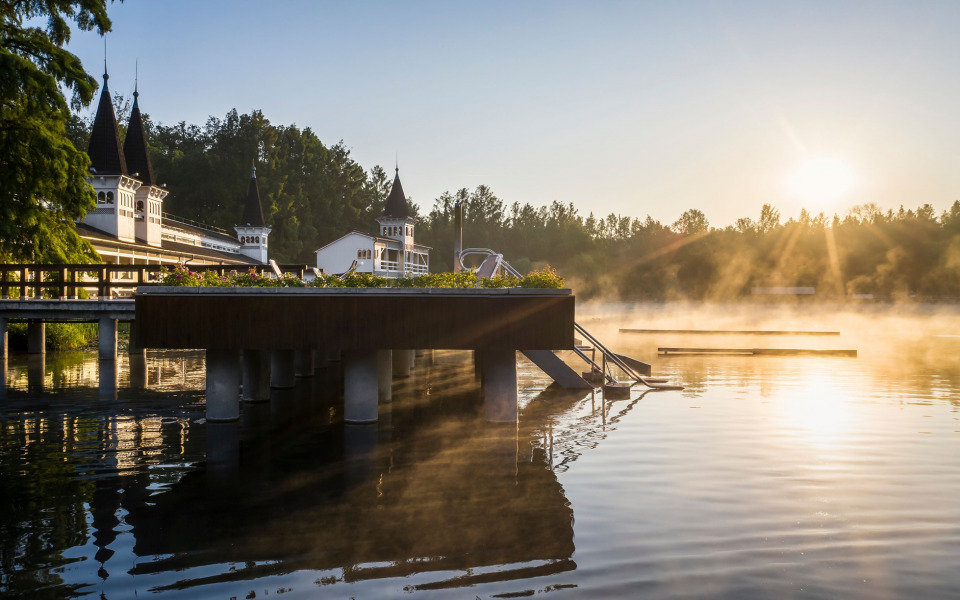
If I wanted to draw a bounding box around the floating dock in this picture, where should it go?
[658,347,857,357]
[622,329,840,336]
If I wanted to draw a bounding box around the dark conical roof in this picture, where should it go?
[87,73,128,176]
[240,163,266,226]
[383,167,409,218]
[123,88,155,186]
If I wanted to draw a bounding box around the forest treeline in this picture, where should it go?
[69,102,960,301]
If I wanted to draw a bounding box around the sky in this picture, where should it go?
[65,0,960,228]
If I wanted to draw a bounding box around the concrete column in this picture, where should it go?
[206,349,240,422]
[27,322,45,355]
[314,350,329,370]
[479,348,519,423]
[270,350,297,389]
[242,350,271,402]
[377,349,392,403]
[98,318,117,361]
[295,350,315,377]
[0,316,7,363]
[129,353,147,390]
[344,349,378,423]
[127,320,146,359]
[393,349,413,378]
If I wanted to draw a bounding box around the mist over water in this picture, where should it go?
[2,302,959,598]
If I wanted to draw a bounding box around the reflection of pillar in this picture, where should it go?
[242,350,270,402]
[393,349,413,378]
[98,359,117,401]
[295,350,315,377]
[377,349,392,403]
[27,321,44,355]
[206,349,240,422]
[486,422,520,477]
[127,319,146,359]
[344,423,378,487]
[270,350,297,389]
[344,349,378,423]
[128,352,147,390]
[91,476,122,578]
[479,348,518,423]
[206,421,240,483]
[314,350,329,370]
[98,318,117,361]
[27,354,45,394]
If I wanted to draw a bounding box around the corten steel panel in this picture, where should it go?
[135,291,575,350]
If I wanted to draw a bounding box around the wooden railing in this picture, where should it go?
[0,264,316,300]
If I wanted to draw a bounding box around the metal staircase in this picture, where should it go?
[458,249,683,391]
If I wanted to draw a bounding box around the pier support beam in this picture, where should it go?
[270,350,297,389]
[344,349,378,423]
[393,349,413,378]
[295,350,315,377]
[98,318,117,361]
[27,322,45,355]
[242,350,270,402]
[479,348,519,423]
[0,316,7,363]
[206,349,240,422]
[377,349,392,403]
[128,320,146,359]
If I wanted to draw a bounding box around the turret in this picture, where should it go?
[83,69,139,242]
[234,163,271,264]
[123,82,167,246]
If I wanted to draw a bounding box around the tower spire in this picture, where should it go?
[87,43,127,176]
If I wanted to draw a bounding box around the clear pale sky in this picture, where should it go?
[66,0,960,228]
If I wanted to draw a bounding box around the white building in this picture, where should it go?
[79,70,268,266]
[315,169,430,277]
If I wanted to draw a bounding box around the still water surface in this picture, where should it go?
[2,303,959,599]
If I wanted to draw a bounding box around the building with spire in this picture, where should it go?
[77,69,267,266]
[234,163,271,264]
[314,168,430,277]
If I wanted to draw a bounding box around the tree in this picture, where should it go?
[0,1,113,263]
[672,208,709,236]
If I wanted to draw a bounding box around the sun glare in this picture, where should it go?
[788,158,855,207]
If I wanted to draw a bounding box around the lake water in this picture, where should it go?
[2,303,959,599]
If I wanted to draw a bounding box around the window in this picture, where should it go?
[97,192,105,204]
[106,192,114,204]
[255,236,259,243]
[136,200,144,212]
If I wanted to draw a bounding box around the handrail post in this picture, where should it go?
[98,266,107,299]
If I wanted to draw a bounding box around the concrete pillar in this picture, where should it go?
[0,316,7,363]
[98,318,117,361]
[206,349,240,422]
[393,349,413,378]
[295,350,315,377]
[129,352,147,390]
[344,349,378,423]
[479,348,519,423]
[242,350,271,402]
[377,349,392,403]
[314,350,329,370]
[27,322,45,355]
[270,350,297,389]
[127,320,146,358]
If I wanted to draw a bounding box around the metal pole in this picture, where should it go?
[453,200,463,273]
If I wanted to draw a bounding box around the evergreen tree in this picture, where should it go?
[0,0,112,262]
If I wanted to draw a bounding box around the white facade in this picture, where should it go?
[84,175,141,243]
[315,231,430,277]
[134,184,168,247]
[235,224,271,264]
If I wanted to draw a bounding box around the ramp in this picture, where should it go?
[522,350,595,389]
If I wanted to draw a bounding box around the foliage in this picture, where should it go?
[7,322,97,351]
[517,267,564,289]
[0,0,110,263]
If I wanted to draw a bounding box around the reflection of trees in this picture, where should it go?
[0,408,201,598]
